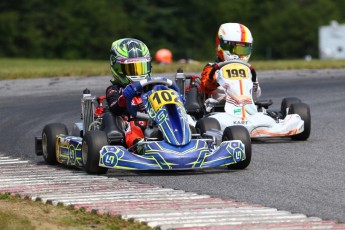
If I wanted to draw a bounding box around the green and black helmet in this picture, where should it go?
[110,38,151,85]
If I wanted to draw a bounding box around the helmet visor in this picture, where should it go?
[115,58,151,76]
[220,40,252,56]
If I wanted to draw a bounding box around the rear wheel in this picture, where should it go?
[222,126,251,170]
[289,102,311,141]
[42,123,68,165]
[281,97,302,118]
[195,117,220,136]
[82,130,108,174]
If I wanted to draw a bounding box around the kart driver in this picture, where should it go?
[106,38,151,153]
[200,23,261,107]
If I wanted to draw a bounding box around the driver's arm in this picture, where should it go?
[106,85,127,116]
[200,63,219,94]
[249,65,261,100]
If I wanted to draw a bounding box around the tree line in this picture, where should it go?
[1,0,344,61]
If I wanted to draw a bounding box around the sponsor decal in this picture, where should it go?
[103,152,117,167]
[234,108,242,115]
[233,120,248,125]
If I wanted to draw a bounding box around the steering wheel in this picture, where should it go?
[216,59,252,69]
[126,77,180,119]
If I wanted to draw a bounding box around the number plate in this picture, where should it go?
[148,89,182,112]
[221,63,250,80]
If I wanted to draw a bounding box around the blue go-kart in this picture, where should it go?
[35,77,251,174]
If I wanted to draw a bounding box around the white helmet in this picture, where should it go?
[216,23,253,62]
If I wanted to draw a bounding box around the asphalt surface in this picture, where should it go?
[0,69,345,224]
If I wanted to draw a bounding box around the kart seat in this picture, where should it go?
[255,99,273,109]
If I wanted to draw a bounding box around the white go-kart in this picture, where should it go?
[189,60,311,141]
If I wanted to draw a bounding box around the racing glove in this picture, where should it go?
[204,98,218,113]
[123,82,143,117]
[123,82,143,99]
[252,81,262,101]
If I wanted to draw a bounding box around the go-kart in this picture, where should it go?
[35,77,252,174]
[175,60,311,141]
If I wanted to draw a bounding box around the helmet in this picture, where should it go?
[155,48,173,64]
[216,23,253,62]
[110,38,151,85]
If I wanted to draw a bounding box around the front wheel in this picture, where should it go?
[222,125,251,170]
[281,97,302,118]
[42,123,68,165]
[289,102,311,141]
[82,131,109,174]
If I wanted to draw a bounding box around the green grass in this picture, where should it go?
[1,58,345,79]
[0,211,35,230]
[251,59,345,70]
[0,193,153,230]
[0,58,109,79]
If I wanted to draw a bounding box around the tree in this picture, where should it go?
[1,0,344,60]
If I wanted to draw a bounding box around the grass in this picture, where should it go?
[0,58,109,79]
[0,193,153,230]
[0,211,34,230]
[1,58,345,79]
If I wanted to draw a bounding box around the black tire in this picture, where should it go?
[289,102,311,141]
[82,130,108,174]
[281,97,302,118]
[222,126,251,170]
[42,123,68,165]
[195,117,221,136]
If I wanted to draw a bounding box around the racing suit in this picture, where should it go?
[106,84,146,149]
[200,58,261,102]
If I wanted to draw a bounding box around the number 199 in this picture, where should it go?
[226,69,246,78]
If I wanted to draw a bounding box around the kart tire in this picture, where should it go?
[82,130,108,174]
[195,117,221,136]
[42,123,68,165]
[222,125,251,170]
[281,97,302,118]
[289,102,311,141]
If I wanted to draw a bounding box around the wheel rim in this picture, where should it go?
[55,138,62,163]
[42,133,48,158]
[82,141,88,165]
